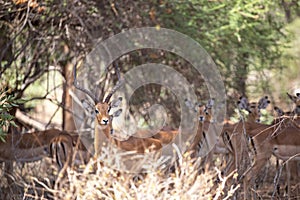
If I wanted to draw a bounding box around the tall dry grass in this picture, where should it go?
[1,146,239,200]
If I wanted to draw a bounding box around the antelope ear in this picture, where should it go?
[113,109,122,117]
[207,98,215,108]
[258,96,270,109]
[238,96,248,110]
[110,97,122,108]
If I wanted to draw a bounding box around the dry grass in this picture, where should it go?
[1,146,239,200]
[50,147,239,200]
[0,158,56,199]
[1,146,300,200]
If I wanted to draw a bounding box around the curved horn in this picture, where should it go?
[286,92,295,101]
[104,79,124,103]
[114,63,121,80]
[73,63,98,103]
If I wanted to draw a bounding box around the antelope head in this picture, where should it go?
[185,98,214,122]
[198,99,214,122]
[287,92,300,115]
[73,64,123,128]
[238,96,270,123]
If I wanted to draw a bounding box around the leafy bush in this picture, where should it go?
[0,89,18,141]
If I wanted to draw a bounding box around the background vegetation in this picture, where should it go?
[0,0,300,199]
[1,0,300,127]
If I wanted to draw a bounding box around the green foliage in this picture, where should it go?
[259,109,274,124]
[230,108,274,124]
[0,89,19,141]
[262,17,300,104]
[160,0,290,95]
[230,108,248,123]
[0,0,298,126]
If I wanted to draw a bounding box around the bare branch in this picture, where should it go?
[73,62,98,103]
[15,109,47,131]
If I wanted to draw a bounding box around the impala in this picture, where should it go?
[49,132,75,170]
[272,92,300,123]
[0,128,79,185]
[151,128,178,145]
[287,92,300,115]
[221,96,271,177]
[271,93,300,197]
[224,94,300,199]
[0,129,64,162]
[0,128,89,178]
[189,99,215,172]
[184,98,228,172]
[185,99,215,158]
[128,126,179,145]
[73,65,162,157]
[93,97,162,154]
[241,116,300,199]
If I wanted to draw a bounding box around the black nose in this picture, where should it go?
[199,116,204,121]
[103,119,109,124]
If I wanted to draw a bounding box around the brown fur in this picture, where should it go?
[94,102,162,156]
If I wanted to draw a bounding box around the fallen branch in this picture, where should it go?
[15,109,48,131]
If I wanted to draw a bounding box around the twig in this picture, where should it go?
[214,168,239,200]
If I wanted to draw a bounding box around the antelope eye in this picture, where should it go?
[95,109,99,114]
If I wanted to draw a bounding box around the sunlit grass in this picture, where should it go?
[51,150,238,200]
[1,146,240,200]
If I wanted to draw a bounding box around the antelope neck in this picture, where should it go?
[98,122,113,139]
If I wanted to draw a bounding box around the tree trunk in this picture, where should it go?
[62,62,76,131]
[235,53,249,97]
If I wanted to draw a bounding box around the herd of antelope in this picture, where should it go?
[0,64,299,199]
